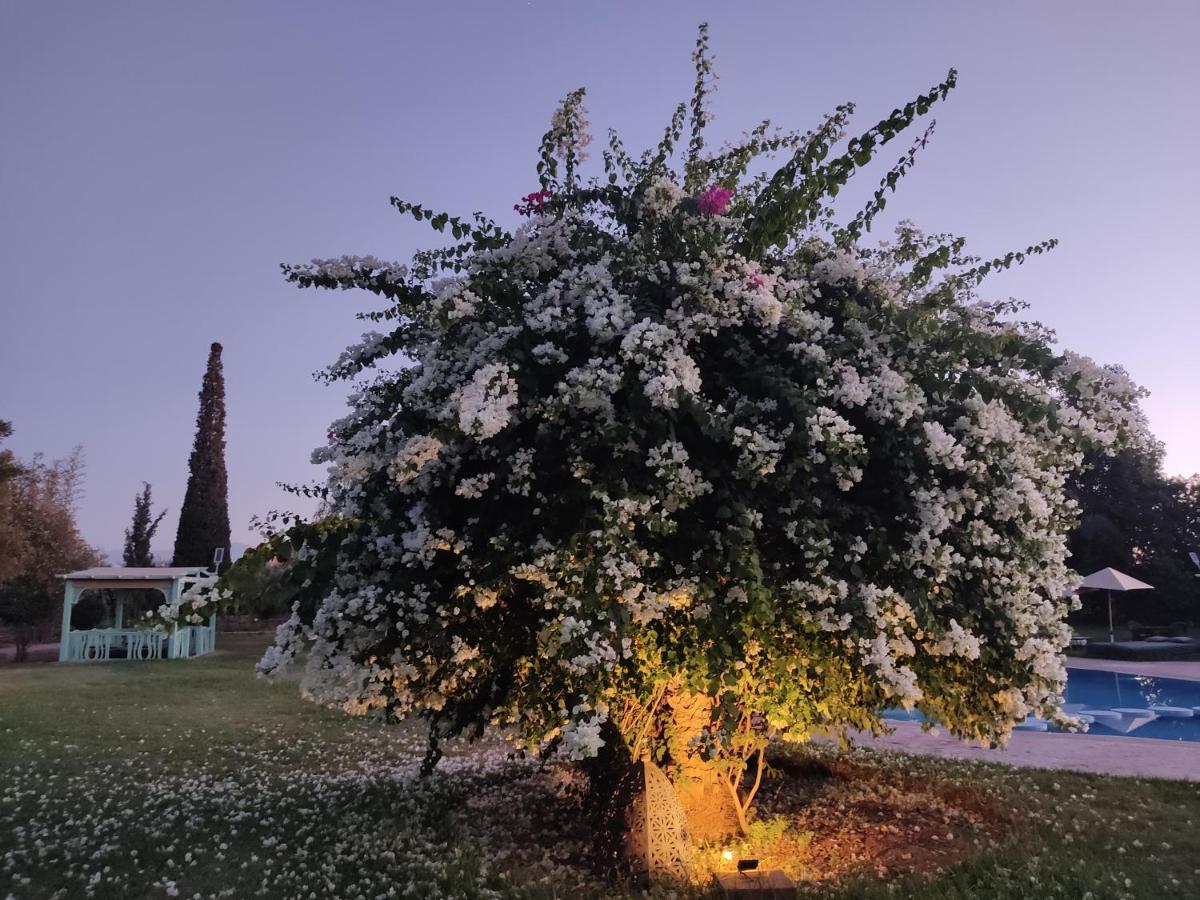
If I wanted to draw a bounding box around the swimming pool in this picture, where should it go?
[1063,669,1200,741]
[883,668,1200,742]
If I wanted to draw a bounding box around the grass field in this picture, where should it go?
[2,634,1199,899]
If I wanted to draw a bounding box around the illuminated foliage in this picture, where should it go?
[241,27,1146,804]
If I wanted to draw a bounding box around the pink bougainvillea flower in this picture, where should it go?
[748,273,765,289]
[514,190,554,216]
[694,185,732,216]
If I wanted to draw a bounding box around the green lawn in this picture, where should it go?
[2,635,1198,899]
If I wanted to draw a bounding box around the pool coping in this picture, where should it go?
[1066,657,1200,682]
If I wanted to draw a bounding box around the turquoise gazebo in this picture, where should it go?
[58,567,218,662]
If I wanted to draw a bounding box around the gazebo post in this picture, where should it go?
[114,595,125,630]
[58,580,77,662]
[167,578,180,659]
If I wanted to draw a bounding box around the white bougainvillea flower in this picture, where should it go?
[248,26,1149,790]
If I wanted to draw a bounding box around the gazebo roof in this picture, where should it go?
[61,567,210,582]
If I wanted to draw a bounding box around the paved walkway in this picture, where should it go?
[1067,656,1200,682]
[0,641,59,663]
[843,719,1200,782]
[837,660,1200,781]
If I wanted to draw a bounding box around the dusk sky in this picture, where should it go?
[2,1,1198,557]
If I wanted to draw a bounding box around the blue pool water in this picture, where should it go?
[1063,669,1200,741]
[884,669,1200,742]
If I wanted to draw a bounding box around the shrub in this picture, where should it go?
[245,26,1146,823]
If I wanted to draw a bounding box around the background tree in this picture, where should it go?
[0,577,56,658]
[0,421,29,584]
[219,530,301,618]
[1069,441,1200,624]
[123,482,167,567]
[0,433,99,661]
[172,342,231,571]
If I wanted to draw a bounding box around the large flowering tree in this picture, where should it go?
[251,27,1145,831]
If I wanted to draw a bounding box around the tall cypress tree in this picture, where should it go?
[123,482,167,567]
[172,342,231,570]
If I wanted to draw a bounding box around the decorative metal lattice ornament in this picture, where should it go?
[624,759,694,883]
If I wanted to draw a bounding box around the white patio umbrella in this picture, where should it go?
[1078,567,1154,643]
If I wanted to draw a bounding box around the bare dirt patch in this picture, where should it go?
[689,751,1011,888]
[450,748,1012,895]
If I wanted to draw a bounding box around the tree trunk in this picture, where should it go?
[581,720,642,878]
[587,689,757,883]
[663,689,743,842]
[13,626,29,663]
